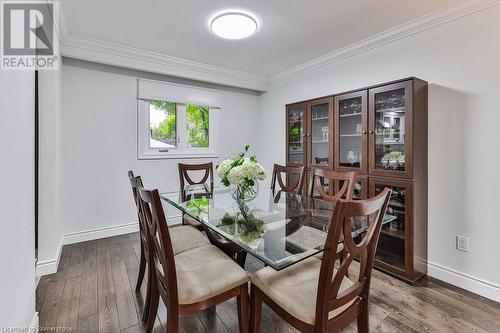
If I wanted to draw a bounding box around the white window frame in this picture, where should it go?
[138,100,219,159]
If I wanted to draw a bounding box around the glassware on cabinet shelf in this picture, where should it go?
[338,96,362,168]
[346,151,358,166]
[374,88,407,171]
[311,103,330,165]
[287,107,304,164]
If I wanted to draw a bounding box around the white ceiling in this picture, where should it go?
[62,0,458,77]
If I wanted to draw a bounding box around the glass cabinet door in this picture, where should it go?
[369,81,412,177]
[286,103,306,165]
[334,91,367,172]
[335,176,367,200]
[370,178,412,274]
[308,98,333,168]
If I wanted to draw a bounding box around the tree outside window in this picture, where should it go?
[186,104,209,148]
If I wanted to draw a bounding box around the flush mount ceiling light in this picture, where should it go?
[210,12,257,39]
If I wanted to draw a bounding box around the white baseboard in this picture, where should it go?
[30,312,39,333]
[35,237,63,277]
[428,261,500,303]
[36,215,182,277]
[62,221,140,245]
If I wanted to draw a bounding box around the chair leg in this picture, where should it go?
[250,284,262,333]
[141,267,152,324]
[145,282,159,333]
[166,305,179,333]
[237,283,249,333]
[136,246,146,293]
[357,299,369,333]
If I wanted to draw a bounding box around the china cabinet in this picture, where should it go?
[285,77,428,283]
[286,97,334,191]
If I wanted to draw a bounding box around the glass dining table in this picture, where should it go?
[161,186,396,271]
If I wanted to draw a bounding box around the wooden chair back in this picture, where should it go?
[178,162,214,192]
[315,188,391,329]
[270,164,305,194]
[307,168,356,202]
[128,171,149,255]
[137,186,179,314]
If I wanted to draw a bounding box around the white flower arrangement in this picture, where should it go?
[217,145,266,200]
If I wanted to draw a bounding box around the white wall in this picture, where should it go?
[37,69,63,266]
[58,60,260,238]
[0,71,36,327]
[258,6,500,300]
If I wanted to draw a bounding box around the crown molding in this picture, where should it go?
[268,0,500,86]
[60,34,268,92]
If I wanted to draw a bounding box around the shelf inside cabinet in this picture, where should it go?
[376,107,405,113]
[340,134,361,137]
[388,201,404,208]
[381,227,405,240]
[312,117,329,121]
[339,112,362,118]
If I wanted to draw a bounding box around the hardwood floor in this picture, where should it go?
[36,232,500,332]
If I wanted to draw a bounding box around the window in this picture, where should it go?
[147,100,211,148]
[137,80,220,159]
[139,99,218,158]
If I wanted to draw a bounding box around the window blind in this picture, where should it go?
[137,78,221,108]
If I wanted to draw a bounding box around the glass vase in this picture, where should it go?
[231,181,259,202]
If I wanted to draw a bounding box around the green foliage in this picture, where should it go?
[186,104,209,147]
[221,178,230,187]
[217,145,259,191]
[151,100,176,115]
[289,127,300,140]
[150,101,176,145]
[149,101,210,147]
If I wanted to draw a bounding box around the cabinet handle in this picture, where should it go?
[369,130,374,134]
[362,130,367,134]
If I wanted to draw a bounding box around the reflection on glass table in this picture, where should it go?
[161,186,396,270]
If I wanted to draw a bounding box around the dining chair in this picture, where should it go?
[270,164,306,194]
[128,171,210,323]
[308,168,356,201]
[177,163,248,267]
[290,168,356,262]
[178,162,214,228]
[250,188,392,333]
[137,185,250,333]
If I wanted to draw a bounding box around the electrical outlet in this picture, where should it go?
[456,236,470,252]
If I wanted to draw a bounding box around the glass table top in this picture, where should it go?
[161,186,396,270]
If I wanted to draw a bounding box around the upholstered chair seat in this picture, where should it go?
[285,225,344,259]
[251,257,355,325]
[182,214,203,228]
[175,244,249,304]
[170,225,210,255]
